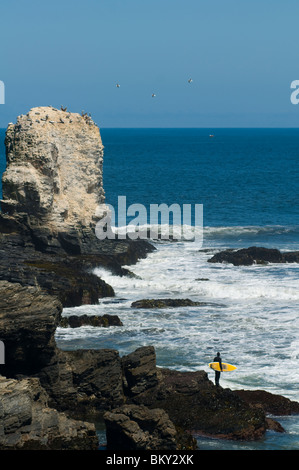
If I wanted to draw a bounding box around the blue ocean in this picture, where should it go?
[1,127,299,450]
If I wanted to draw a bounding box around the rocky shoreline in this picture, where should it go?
[0,107,298,450]
[1,267,299,450]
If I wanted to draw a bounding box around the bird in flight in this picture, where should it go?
[152,93,156,98]
[116,83,120,88]
[188,78,193,83]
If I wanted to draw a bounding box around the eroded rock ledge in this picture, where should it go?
[0,213,154,308]
[131,298,218,309]
[208,246,299,266]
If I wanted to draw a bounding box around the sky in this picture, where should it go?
[0,0,299,128]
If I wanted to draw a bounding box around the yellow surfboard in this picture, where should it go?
[209,362,237,372]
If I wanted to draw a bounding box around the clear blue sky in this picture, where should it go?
[0,0,299,128]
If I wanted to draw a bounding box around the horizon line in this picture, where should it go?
[1,126,299,130]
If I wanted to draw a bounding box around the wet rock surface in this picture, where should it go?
[208,246,299,266]
[131,298,217,309]
[0,214,154,308]
[104,404,197,450]
[127,359,267,441]
[59,314,123,328]
[233,389,299,415]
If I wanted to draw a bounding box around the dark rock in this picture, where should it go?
[0,376,98,450]
[266,418,285,433]
[283,251,299,263]
[67,349,124,413]
[35,350,78,412]
[233,389,299,416]
[208,246,299,266]
[129,368,267,440]
[0,281,125,418]
[60,314,123,328]
[0,218,115,308]
[24,257,115,307]
[0,281,62,376]
[37,349,125,418]
[122,346,158,397]
[104,404,197,450]
[0,213,154,309]
[131,298,212,309]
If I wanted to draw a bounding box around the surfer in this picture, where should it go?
[214,352,223,386]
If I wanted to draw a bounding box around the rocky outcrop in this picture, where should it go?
[122,346,158,397]
[0,376,98,450]
[0,217,153,308]
[1,107,104,243]
[131,298,217,309]
[131,368,267,440]
[119,347,267,441]
[0,106,155,259]
[120,348,299,441]
[0,281,61,376]
[0,280,124,420]
[59,314,123,328]
[37,349,125,417]
[104,404,197,450]
[233,389,299,416]
[208,246,299,266]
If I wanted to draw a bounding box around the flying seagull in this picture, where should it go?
[116,83,120,88]
[188,78,193,83]
[152,93,156,98]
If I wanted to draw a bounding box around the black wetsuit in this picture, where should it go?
[214,355,222,386]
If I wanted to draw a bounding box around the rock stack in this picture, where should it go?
[1,106,105,253]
